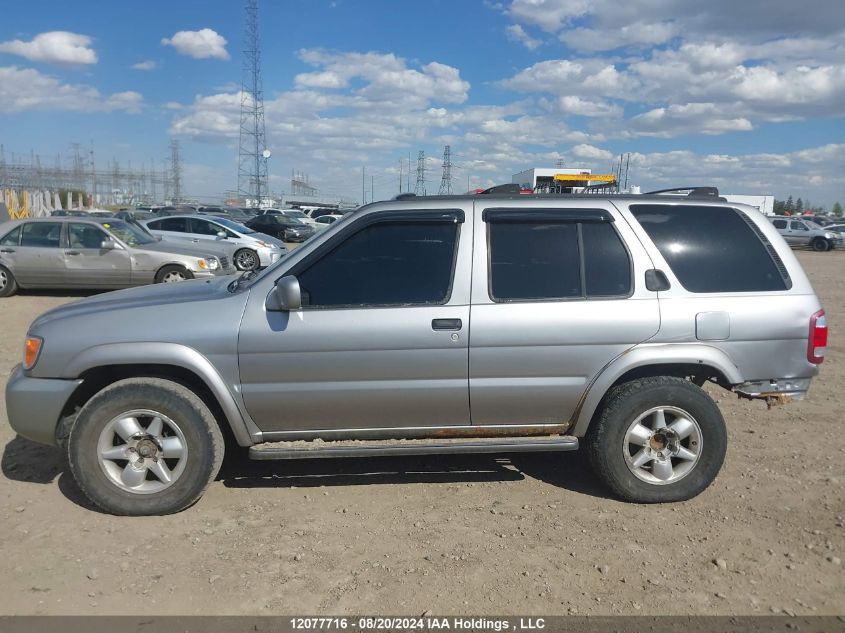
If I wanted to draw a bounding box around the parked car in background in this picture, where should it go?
[823,223,845,234]
[51,210,88,217]
[769,216,843,251]
[244,213,316,242]
[115,209,155,223]
[0,217,236,297]
[313,214,342,230]
[142,214,286,271]
[277,209,322,229]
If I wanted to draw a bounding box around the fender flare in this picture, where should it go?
[63,342,258,446]
[569,343,743,437]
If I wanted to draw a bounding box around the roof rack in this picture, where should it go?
[644,186,724,200]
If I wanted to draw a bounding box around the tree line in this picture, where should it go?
[773,196,843,217]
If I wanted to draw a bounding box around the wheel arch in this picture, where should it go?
[569,344,742,437]
[58,343,257,447]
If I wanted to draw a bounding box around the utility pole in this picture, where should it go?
[371,175,374,203]
[362,166,366,205]
[398,158,403,194]
[407,152,411,193]
[438,145,452,195]
[414,151,426,196]
[237,0,269,205]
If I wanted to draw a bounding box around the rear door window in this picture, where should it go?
[630,205,788,292]
[20,222,63,248]
[157,217,188,232]
[485,209,631,302]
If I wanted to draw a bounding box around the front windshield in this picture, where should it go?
[272,215,303,225]
[285,210,308,218]
[102,220,157,246]
[214,217,255,234]
[804,221,822,230]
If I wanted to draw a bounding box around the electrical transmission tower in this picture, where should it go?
[238,0,269,206]
[170,140,182,202]
[414,151,426,195]
[438,145,452,195]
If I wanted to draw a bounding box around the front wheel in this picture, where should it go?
[585,376,727,503]
[155,264,194,283]
[811,237,830,252]
[234,248,259,271]
[67,378,224,515]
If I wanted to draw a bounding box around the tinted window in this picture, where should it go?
[772,219,787,229]
[0,226,21,245]
[297,221,458,307]
[791,221,808,231]
[582,222,631,296]
[68,223,107,249]
[190,219,222,236]
[630,205,787,292]
[157,217,188,232]
[489,223,581,300]
[20,222,62,248]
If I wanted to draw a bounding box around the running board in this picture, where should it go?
[248,436,579,460]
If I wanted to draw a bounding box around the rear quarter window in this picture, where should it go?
[630,204,789,293]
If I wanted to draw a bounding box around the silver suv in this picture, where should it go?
[5,192,826,515]
[770,216,843,251]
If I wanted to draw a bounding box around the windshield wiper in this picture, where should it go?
[228,269,258,293]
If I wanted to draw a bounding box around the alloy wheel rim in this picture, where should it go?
[623,406,702,485]
[0,270,6,289]
[97,409,188,494]
[236,250,257,270]
[163,271,186,283]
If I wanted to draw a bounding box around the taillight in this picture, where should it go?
[808,310,827,364]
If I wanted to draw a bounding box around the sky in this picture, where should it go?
[1,0,844,207]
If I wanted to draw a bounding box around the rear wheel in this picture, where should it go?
[0,265,18,297]
[811,237,830,252]
[155,264,193,283]
[234,248,259,271]
[585,376,727,503]
[67,378,224,515]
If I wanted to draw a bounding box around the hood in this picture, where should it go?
[30,276,238,330]
[134,239,233,259]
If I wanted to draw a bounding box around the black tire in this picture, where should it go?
[811,237,830,252]
[154,264,194,283]
[67,378,224,515]
[0,265,18,297]
[234,248,259,271]
[585,376,727,503]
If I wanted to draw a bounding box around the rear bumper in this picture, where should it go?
[733,377,813,405]
[5,364,82,446]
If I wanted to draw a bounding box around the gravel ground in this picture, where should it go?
[0,251,842,616]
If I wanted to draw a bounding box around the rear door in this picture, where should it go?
[12,222,67,286]
[65,222,131,287]
[145,217,192,245]
[469,202,660,426]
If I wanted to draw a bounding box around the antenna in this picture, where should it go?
[414,151,426,195]
[237,0,269,206]
[437,145,452,195]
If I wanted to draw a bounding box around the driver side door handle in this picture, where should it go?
[432,318,462,331]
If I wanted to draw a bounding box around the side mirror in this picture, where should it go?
[216,231,227,239]
[266,275,302,311]
[100,239,117,250]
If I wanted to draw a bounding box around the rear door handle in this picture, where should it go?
[65,250,80,256]
[0,248,14,253]
[432,318,462,331]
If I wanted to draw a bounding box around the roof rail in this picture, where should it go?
[645,186,723,199]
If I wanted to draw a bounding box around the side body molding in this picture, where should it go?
[63,342,259,446]
[568,343,744,437]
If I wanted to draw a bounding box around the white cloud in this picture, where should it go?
[505,24,542,50]
[132,60,156,71]
[629,103,753,137]
[161,28,229,60]
[571,144,613,160]
[561,21,678,52]
[0,31,96,65]
[0,66,142,113]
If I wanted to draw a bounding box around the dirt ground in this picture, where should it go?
[0,251,842,616]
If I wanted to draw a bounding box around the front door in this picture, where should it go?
[65,222,132,287]
[238,207,472,432]
[469,203,661,426]
[789,220,809,245]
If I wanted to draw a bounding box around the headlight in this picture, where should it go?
[256,240,270,248]
[23,336,43,370]
[197,258,219,270]
[824,233,834,239]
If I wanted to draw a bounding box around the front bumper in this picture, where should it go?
[5,364,82,446]
[258,248,285,267]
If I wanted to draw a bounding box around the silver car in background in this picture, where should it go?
[769,216,843,251]
[0,217,236,297]
[141,214,286,271]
